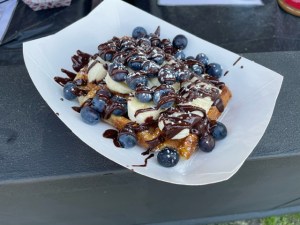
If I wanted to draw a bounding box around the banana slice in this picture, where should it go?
[148,77,180,91]
[128,96,162,124]
[148,77,161,88]
[158,110,204,140]
[87,60,107,83]
[158,112,189,140]
[180,77,222,113]
[181,76,198,89]
[180,97,213,113]
[105,72,132,94]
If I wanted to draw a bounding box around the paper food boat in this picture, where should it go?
[23,0,283,185]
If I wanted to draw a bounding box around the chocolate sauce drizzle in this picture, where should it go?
[61,68,76,79]
[54,77,72,86]
[103,129,121,147]
[132,154,154,167]
[72,50,91,72]
[233,56,242,66]
[147,105,213,149]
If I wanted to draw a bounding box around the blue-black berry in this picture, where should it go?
[172,34,188,50]
[80,106,100,125]
[118,132,137,148]
[63,82,77,100]
[132,27,147,39]
[199,135,215,152]
[157,147,180,167]
[211,122,227,140]
[206,63,223,78]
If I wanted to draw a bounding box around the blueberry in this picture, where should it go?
[127,54,144,71]
[111,95,127,116]
[112,109,125,116]
[136,92,152,103]
[118,132,137,149]
[211,122,227,140]
[126,73,148,90]
[80,106,100,125]
[158,67,176,85]
[199,135,215,152]
[147,47,165,65]
[136,86,153,103]
[111,95,126,104]
[153,87,175,109]
[172,34,188,50]
[63,82,77,100]
[108,62,128,82]
[97,89,112,98]
[157,147,180,167]
[91,96,107,113]
[192,64,203,75]
[153,56,164,65]
[132,26,147,39]
[196,53,209,66]
[104,53,113,61]
[137,38,151,51]
[128,61,143,71]
[142,61,159,78]
[186,56,195,60]
[174,50,185,60]
[176,69,192,82]
[111,72,127,82]
[206,63,223,78]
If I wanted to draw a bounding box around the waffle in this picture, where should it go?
[54,26,232,166]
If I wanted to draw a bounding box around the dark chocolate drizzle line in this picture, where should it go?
[72,87,88,97]
[54,77,72,86]
[72,50,91,72]
[134,107,156,117]
[103,129,121,147]
[146,135,165,150]
[233,56,242,66]
[141,148,152,156]
[179,79,220,103]
[72,106,81,113]
[87,60,99,73]
[155,105,211,142]
[132,154,155,167]
[61,69,76,79]
[213,98,224,113]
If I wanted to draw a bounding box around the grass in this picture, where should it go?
[210,213,300,225]
[262,213,300,225]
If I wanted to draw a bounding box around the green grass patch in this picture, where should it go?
[261,213,300,225]
[210,213,300,225]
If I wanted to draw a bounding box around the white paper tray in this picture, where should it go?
[23,0,283,185]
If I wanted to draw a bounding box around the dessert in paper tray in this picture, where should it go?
[23,0,283,185]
